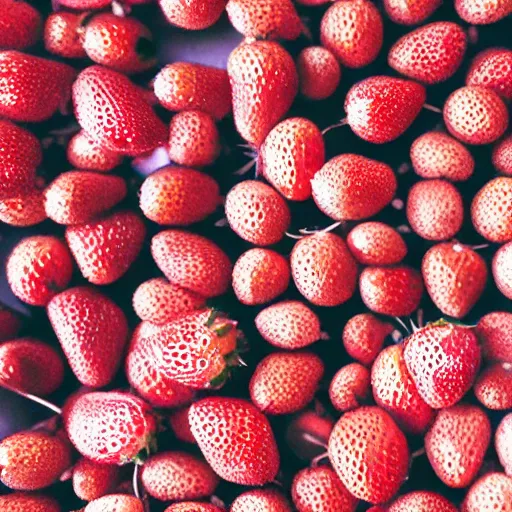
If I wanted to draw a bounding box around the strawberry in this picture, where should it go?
[297,47,341,101]
[383,0,442,25]
[320,0,383,68]
[67,131,123,173]
[231,489,292,512]
[426,404,491,488]
[312,154,397,221]
[228,40,298,147]
[255,300,322,350]
[455,0,512,24]
[259,117,325,201]
[404,321,481,408]
[345,76,426,144]
[471,177,512,243]
[328,406,409,504]
[343,313,394,366]
[329,362,371,412]
[154,62,231,120]
[292,466,358,512]
[466,48,512,100]
[226,0,303,41]
[72,458,120,501]
[159,0,227,30]
[44,171,127,225]
[168,111,221,168]
[493,135,512,175]
[0,493,61,512]
[0,304,21,342]
[0,338,64,396]
[73,66,167,155]
[250,351,324,414]
[133,278,205,325]
[475,311,512,363]
[0,0,41,50]
[48,287,129,387]
[493,242,512,299]
[410,131,475,181]
[188,397,280,485]
[474,363,512,410]
[372,344,435,434]
[151,230,232,298]
[347,222,407,266]
[388,22,467,84]
[388,491,458,512]
[225,180,291,245]
[496,414,512,476]
[66,210,146,285]
[296,0,331,4]
[0,431,71,490]
[291,233,358,307]
[232,248,290,305]
[59,0,110,7]
[84,495,144,512]
[169,406,195,443]
[142,451,218,502]
[6,235,73,307]
[359,265,424,317]
[443,86,509,145]
[422,243,488,318]
[165,504,224,512]
[140,167,220,226]
[0,189,47,226]
[0,51,75,122]
[462,473,512,512]
[83,14,156,74]
[44,12,87,59]
[65,391,156,465]
[0,120,42,200]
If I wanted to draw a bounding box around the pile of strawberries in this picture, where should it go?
[1,0,511,511]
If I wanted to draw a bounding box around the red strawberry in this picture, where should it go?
[475,311,512,363]
[226,0,303,40]
[388,22,467,84]
[466,48,512,100]
[169,406,195,444]
[296,0,331,4]
[59,0,110,7]
[142,451,218,502]
[232,248,290,305]
[426,404,491,488]
[312,154,397,221]
[255,300,322,350]
[291,233,358,307]
[140,167,220,226]
[0,189,47,227]
[359,265,424,317]
[493,135,512,175]
[345,76,426,144]
[493,242,512,299]
[388,491,458,512]
[259,117,325,201]
[404,321,481,408]
[225,180,291,245]
[328,406,409,504]
[250,351,324,414]
[0,304,21,342]
[320,0,383,68]
[0,493,61,512]
[347,222,407,265]
[0,51,75,122]
[159,0,227,30]
[188,397,280,485]
[343,313,394,366]
[443,86,509,145]
[422,243,488,318]
[455,0,512,24]
[462,473,512,512]
[228,40,298,147]
[73,66,167,155]
[472,177,512,242]
[329,362,371,412]
[496,414,512,476]
[85,495,144,512]
[66,210,146,285]
[151,230,232,298]
[73,459,119,502]
[0,0,41,50]
[44,12,87,59]
[474,363,512,410]
[44,171,127,225]
[0,338,64,396]
[292,466,358,512]
[372,344,435,434]
[231,489,292,512]
[165,504,224,512]
[154,62,231,120]
[383,0,442,24]
[133,278,205,325]
[48,287,129,387]
[410,131,475,181]
[65,391,156,465]
[7,235,73,307]
[168,110,220,168]
[0,431,71,490]
[67,131,123,173]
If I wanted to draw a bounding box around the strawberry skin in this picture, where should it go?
[169,406,195,444]
[0,493,61,512]
[383,0,442,24]
[493,135,512,175]
[47,287,129,388]
[67,131,123,173]
[59,0,110,7]
[329,362,371,412]
[493,242,512,299]
[44,12,87,59]
[455,0,512,24]
[159,0,227,30]
[165,504,225,512]
[474,363,512,410]
[231,489,292,512]
[462,473,512,512]
[475,311,512,363]
[466,48,512,100]
[388,491,458,512]
[84,495,144,512]
[0,304,21,341]
[496,414,512,476]
[0,189,47,227]
[0,0,41,50]
[72,458,120,501]
[189,397,280,485]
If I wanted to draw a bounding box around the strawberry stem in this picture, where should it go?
[1,383,62,415]
[311,452,329,468]
[423,104,442,113]
[302,432,328,449]
[132,463,141,499]
[233,157,257,176]
[394,317,411,335]
[321,118,348,135]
